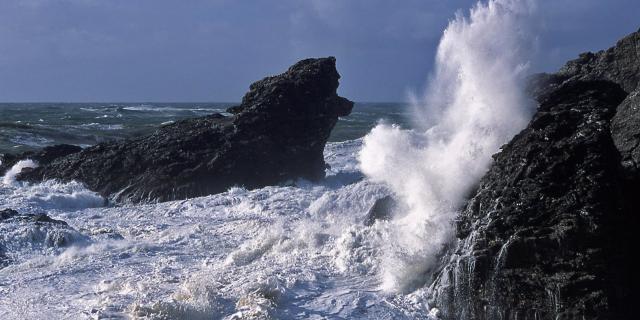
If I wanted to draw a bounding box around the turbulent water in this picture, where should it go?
[0,103,407,154]
[1,0,536,318]
[1,104,424,319]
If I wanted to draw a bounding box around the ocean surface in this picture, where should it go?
[0,0,536,317]
[0,103,438,319]
[0,103,409,154]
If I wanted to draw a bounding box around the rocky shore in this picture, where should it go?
[2,57,353,203]
[428,29,639,319]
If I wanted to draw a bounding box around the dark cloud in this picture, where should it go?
[0,0,637,102]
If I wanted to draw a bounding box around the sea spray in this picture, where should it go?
[2,159,38,186]
[359,0,536,293]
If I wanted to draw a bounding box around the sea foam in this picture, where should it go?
[359,0,536,293]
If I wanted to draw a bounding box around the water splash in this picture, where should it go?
[359,0,536,293]
[2,159,38,186]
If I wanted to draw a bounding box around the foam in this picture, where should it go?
[359,0,536,293]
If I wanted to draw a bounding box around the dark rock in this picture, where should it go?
[611,87,640,176]
[0,209,82,268]
[556,28,640,93]
[429,29,640,320]
[0,144,82,176]
[0,209,68,226]
[17,57,353,203]
[430,80,632,320]
[364,195,397,226]
[0,208,18,220]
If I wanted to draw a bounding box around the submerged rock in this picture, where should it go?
[429,30,639,320]
[0,208,78,268]
[1,208,68,226]
[16,57,353,203]
[364,195,397,226]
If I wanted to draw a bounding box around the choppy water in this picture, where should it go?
[0,103,433,319]
[0,0,536,316]
[0,103,409,154]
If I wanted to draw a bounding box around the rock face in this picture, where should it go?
[429,30,639,319]
[14,57,353,203]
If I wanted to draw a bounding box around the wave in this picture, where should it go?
[359,0,536,293]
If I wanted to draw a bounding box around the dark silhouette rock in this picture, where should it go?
[557,29,640,93]
[429,29,639,320]
[364,195,397,226]
[17,57,353,203]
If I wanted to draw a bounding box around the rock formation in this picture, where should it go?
[428,29,639,319]
[0,144,82,176]
[8,57,353,203]
[1,208,74,268]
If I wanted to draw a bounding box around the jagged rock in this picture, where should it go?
[17,57,353,203]
[557,29,640,92]
[0,209,68,226]
[0,144,81,176]
[429,29,640,320]
[611,87,640,176]
[364,195,397,226]
[0,208,75,268]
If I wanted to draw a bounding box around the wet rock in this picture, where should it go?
[364,195,397,226]
[0,208,18,221]
[18,57,353,203]
[611,87,640,176]
[0,209,68,226]
[429,29,640,320]
[430,79,632,320]
[0,144,81,176]
[556,29,640,93]
[0,209,81,268]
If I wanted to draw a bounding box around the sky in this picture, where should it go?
[0,0,637,102]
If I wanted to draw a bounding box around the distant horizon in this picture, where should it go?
[0,101,408,104]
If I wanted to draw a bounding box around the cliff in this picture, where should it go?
[429,29,639,319]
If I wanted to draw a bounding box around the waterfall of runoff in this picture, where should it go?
[359,0,537,293]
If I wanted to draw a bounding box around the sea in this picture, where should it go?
[0,103,435,319]
[0,0,537,317]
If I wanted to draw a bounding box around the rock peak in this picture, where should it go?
[13,57,354,203]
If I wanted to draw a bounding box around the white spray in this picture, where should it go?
[2,159,38,186]
[359,0,536,292]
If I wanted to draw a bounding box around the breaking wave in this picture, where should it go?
[359,0,536,293]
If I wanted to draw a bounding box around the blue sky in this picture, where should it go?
[0,0,637,102]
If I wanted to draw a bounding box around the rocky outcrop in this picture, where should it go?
[0,144,81,176]
[364,195,396,226]
[611,87,640,176]
[13,57,353,203]
[1,208,74,268]
[428,30,639,319]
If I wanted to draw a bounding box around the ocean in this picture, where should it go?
[0,103,434,319]
[0,0,537,317]
[0,103,409,154]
